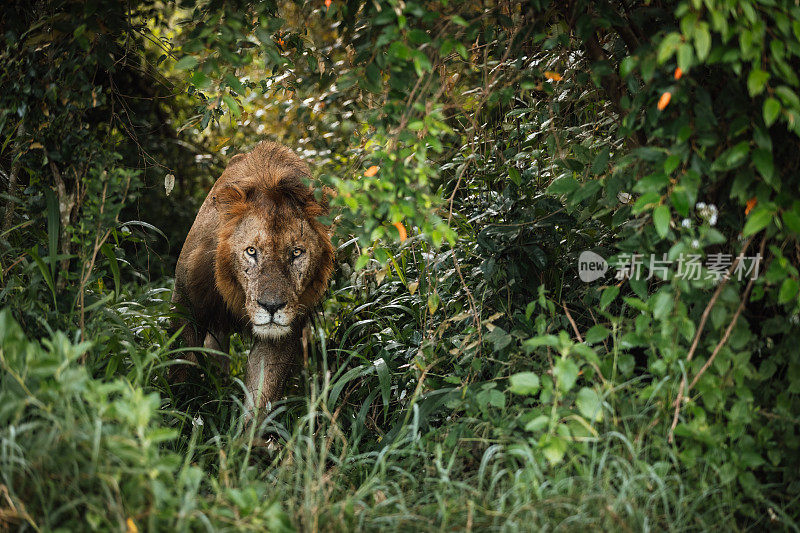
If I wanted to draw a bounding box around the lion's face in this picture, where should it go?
[212,145,334,341]
[225,201,330,339]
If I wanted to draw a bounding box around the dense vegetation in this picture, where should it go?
[2,0,799,530]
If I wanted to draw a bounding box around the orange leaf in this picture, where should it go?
[364,165,379,177]
[657,91,672,110]
[126,518,139,533]
[674,67,683,80]
[745,196,758,215]
[393,221,407,242]
[544,71,562,81]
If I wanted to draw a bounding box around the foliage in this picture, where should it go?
[1,0,799,530]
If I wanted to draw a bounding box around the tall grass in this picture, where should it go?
[0,299,768,532]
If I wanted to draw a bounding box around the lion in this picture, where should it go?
[170,141,334,413]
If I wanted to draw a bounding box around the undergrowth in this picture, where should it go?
[0,302,754,531]
[3,0,800,531]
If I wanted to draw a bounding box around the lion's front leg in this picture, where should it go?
[244,334,301,413]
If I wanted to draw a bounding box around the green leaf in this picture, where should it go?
[408,29,430,45]
[375,357,391,412]
[653,204,670,238]
[677,43,694,72]
[752,148,776,187]
[711,141,749,171]
[222,93,241,118]
[547,176,579,196]
[600,286,619,310]
[485,326,512,351]
[571,344,600,366]
[747,68,770,96]
[657,32,682,63]
[694,23,711,61]
[427,291,440,314]
[740,452,765,468]
[591,148,610,175]
[778,278,799,304]
[29,247,56,307]
[671,186,690,216]
[224,74,245,94]
[623,296,648,312]
[782,209,800,234]
[576,387,603,422]
[554,358,579,391]
[174,55,198,70]
[775,85,800,108]
[763,98,781,126]
[632,192,661,214]
[620,56,636,78]
[585,325,610,344]
[523,335,560,353]
[354,253,370,270]
[663,154,681,175]
[540,435,567,465]
[509,372,540,396]
[524,415,549,432]
[743,206,773,236]
[477,388,506,409]
[189,70,210,90]
[651,290,674,320]
[145,428,178,444]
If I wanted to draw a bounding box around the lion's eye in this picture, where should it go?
[245,246,257,257]
[292,247,305,258]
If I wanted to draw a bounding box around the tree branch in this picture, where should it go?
[668,233,764,443]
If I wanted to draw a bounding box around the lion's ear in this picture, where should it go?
[212,184,245,213]
[227,153,247,166]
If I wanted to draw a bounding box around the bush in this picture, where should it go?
[1,0,799,529]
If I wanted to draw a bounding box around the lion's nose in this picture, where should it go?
[257,299,287,315]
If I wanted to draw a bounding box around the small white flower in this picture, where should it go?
[695,202,718,225]
[192,416,204,428]
[691,239,700,249]
[681,218,691,228]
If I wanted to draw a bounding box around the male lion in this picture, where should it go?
[171,141,333,413]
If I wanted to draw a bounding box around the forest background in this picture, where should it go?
[1,0,800,530]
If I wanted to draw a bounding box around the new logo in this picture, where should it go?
[578,251,608,282]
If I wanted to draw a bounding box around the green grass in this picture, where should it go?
[1,295,782,532]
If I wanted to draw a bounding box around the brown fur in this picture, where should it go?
[171,141,334,412]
